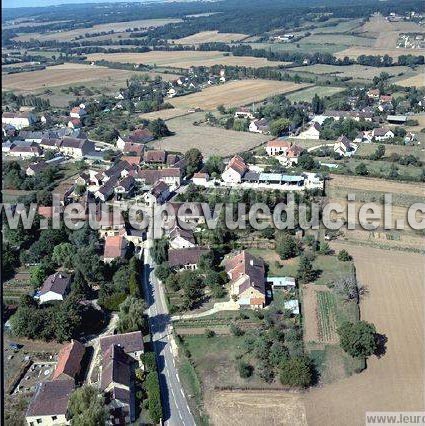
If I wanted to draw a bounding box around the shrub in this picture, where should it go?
[144,372,163,424]
[279,356,313,387]
[205,329,216,338]
[337,249,352,261]
[238,361,253,378]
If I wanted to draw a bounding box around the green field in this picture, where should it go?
[285,86,345,102]
[317,291,338,342]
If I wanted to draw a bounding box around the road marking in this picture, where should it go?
[176,374,180,383]
[180,388,184,396]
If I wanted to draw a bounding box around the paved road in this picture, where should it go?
[142,236,196,426]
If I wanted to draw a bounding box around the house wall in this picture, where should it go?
[222,167,242,183]
[39,292,64,304]
[26,414,69,426]
[169,236,195,250]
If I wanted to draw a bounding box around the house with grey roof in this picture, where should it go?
[25,379,74,426]
[38,272,72,304]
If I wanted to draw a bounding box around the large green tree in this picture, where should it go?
[337,320,377,358]
[68,385,107,426]
[117,296,146,333]
[279,356,313,387]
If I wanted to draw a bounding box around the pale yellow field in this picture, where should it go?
[86,51,291,69]
[2,63,178,92]
[304,245,425,425]
[288,64,411,80]
[172,31,249,44]
[13,18,182,42]
[335,46,425,60]
[139,108,188,121]
[168,79,311,110]
[396,72,425,88]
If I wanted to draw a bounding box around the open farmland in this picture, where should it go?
[395,72,425,88]
[169,80,311,110]
[288,64,411,80]
[335,46,425,60]
[285,86,345,102]
[305,245,425,425]
[206,390,308,426]
[150,112,269,157]
[12,18,182,42]
[86,51,291,69]
[172,31,249,44]
[2,63,178,93]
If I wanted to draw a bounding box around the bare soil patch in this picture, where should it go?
[172,31,249,44]
[2,63,177,93]
[169,80,311,110]
[86,51,291,69]
[205,390,308,426]
[395,72,425,88]
[335,46,425,60]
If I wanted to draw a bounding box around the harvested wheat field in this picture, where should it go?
[304,244,425,426]
[328,174,424,198]
[173,31,249,44]
[86,51,290,69]
[13,18,182,42]
[288,64,411,80]
[396,72,425,88]
[139,108,189,121]
[169,80,311,110]
[335,46,425,60]
[206,390,307,426]
[2,63,178,92]
[150,112,269,157]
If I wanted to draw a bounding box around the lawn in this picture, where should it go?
[285,86,345,102]
[150,112,269,157]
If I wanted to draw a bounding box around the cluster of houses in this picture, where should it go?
[192,153,323,191]
[25,331,144,425]
[233,107,271,135]
[167,69,226,99]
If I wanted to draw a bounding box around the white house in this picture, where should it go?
[38,272,72,304]
[249,118,270,134]
[70,104,87,119]
[334,135,356,157]
[265,139,291,156]
[297,122,321,140]
[221,155,247,183]
[2,111,37,130]
[26,380,74,426]
[169,226,196,249]
[372,127,394,141]
[192,172,209,185]
[234,107,255,120]
[100,331,144,365]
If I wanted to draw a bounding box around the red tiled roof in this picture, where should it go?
[122,142,144,155]
[226,155,247,176]
[266,139,291,148]
[144,150,167,163]
[53,340,85,381]
[104,235,125,259]
[122,156,142,165]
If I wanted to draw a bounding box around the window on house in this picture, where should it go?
[52,416,57,421]
[36,419,42,424]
